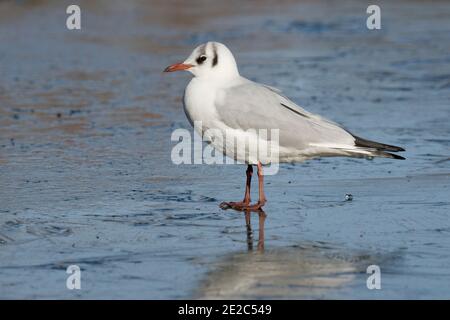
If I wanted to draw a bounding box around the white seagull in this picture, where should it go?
[164,42,405,211]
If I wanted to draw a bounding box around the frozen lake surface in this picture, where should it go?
[1,0,449,299]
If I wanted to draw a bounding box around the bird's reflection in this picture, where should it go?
[244,209,265,252]
[195,209,389,299]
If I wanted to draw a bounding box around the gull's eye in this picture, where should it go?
[196,55,207,64]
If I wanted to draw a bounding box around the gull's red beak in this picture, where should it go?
[164,63,193,72]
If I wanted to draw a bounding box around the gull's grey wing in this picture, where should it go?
[215,81,356,150]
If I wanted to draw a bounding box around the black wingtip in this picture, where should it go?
[353,135,405,153]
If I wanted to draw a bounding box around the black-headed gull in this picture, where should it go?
[164,41,405,211]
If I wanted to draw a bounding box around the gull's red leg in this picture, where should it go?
[244,165,253,203]
[245,161,267,210]
[220,165,253,210]
[257,161,267,206]
[220,162,267,211]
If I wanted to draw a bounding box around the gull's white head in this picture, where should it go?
[164,42,239,80]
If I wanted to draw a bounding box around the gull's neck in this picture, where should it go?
[194,72,243,90]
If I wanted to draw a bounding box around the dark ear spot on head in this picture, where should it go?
[212,45,218,67]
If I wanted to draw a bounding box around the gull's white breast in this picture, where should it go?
[183,77,269,164]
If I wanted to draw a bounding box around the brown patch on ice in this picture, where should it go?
[63,71,108,81]
[108,106,163,127]
[33,122,89,135]
[0,0,51,24]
